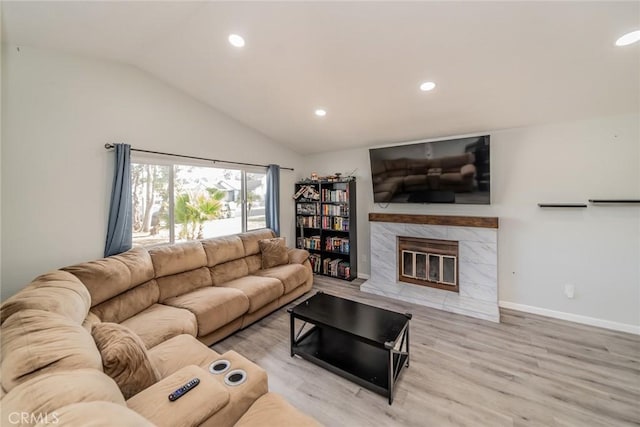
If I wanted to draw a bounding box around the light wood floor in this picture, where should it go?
[213,276,640,427]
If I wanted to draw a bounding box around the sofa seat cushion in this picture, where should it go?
[2,369,125,427]
[222,275,284,313]
[254,264,310,294]
[120,304,197,349]
[163,287,250,336]
[92,323,160,399]
[234,392,323,427]
[148,334,222,379]
[36,402,155,427]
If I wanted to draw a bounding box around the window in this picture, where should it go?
[131,160,267,247]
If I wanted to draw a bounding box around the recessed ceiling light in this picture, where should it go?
[228,34,245,48]
[615,30,640,46]
[314,109,327,117]
[420,81,436,92]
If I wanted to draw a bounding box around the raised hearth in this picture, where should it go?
[362,213,499,322]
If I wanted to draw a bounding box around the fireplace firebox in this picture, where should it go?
[397,236,459,292]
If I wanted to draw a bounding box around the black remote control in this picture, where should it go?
[168,378,200,401]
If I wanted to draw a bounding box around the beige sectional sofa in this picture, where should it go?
[0,229,319,426]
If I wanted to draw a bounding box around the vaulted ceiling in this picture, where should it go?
[2,1,639,154]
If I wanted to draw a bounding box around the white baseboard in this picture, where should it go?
[357,273,370,280]
[499,301,640,335]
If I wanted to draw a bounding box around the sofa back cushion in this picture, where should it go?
[210,259,250,285]
[202,235,245,267]
[239,229,276,257]
[407,158,431,175]
[62,248,155,307]
[371,160,387,177]
[0,270,90,325]
[156,267,212,302]
[92,323,160,399]
[149,241,212,301]
[1,310,103,392]
[1,369,126,427]
[384,158,409,177]
[430,152,475,170]
[239,229,276,274]
[245,254,263,274]
[202,235,251,285]
[90,280,159,324]
[149,241,207,277]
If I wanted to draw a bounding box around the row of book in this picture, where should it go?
[321,204,349,216]
[296,203,318,215]
[297,216,319,228]
[321,216,349,231]
[321,189,349,203]
[325,237,350,254]
[308,254,322,273]
[297,235,321,251]
[323,258,351,278]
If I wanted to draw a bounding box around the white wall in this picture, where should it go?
[302,114,640,331]
[1,45,303,299]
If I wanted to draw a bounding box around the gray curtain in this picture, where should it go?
[265,164,280,236]
[104,143,132,257]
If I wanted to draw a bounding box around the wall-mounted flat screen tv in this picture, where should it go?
[369,135,490,204]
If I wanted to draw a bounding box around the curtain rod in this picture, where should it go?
[104,143,294,171]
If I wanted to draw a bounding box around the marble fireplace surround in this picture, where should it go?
[361,213,500,322]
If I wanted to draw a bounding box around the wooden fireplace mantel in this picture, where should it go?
[368,213,499,229]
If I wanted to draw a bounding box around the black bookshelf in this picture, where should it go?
[295,180,357,281]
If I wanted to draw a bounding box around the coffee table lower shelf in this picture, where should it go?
[291,325,408,404]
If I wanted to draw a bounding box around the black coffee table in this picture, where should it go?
[288,292,411,404]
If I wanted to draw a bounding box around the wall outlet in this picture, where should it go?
[564,283,575,299]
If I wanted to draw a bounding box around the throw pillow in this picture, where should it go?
[259,237,288,269]
[92,322,160,399]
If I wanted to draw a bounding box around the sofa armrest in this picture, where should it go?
[127,365,229,427]
[288,248,310,265]
[460,164,476,177]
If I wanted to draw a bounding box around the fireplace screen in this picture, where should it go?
[398,237,459,292]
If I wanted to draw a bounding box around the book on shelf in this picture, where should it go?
[297,216,319,228]
[296,235,321,251]
[296,203,319,215]
[321,258,351,278]
[321,188,349,203]
[308,254,322,273]
[321,216,349,231]
[321,204,349,216]
[324,236,350,254]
